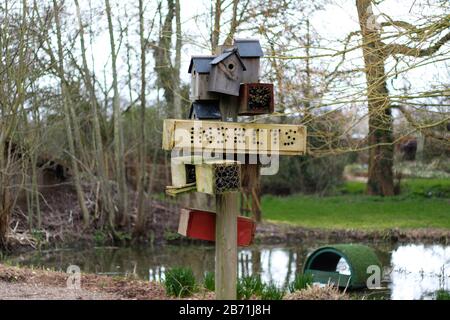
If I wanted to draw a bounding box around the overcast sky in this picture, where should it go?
[77,0,449,121]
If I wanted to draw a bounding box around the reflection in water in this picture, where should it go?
[390,244,450,300]
[3,243,449,299]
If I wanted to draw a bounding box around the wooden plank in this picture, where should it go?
[215,95,238,300]
[165,183,196,197]
[177,208,190,236]
[162,119,307,155]
[215,192,238,299]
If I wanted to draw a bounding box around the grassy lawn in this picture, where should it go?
[262,179,450,230]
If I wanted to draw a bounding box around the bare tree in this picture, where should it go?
[75,0,114,228]
[53,0,90,226]
[105,0,128,226]
[134,0,147,236]
[356,0,450,195]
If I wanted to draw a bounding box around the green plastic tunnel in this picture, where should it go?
[303,244,381,289]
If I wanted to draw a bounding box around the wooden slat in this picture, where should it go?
[165,183,197,197]
[215,95,238,300]
[162,119,307,156]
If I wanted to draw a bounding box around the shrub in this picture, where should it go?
[260,282,285,300]
[203,271,215,291]
[288,273,313,293]
[164,267,197,297]
[436,290,450,300]
[261,154,351,196]
[237,275,265,300]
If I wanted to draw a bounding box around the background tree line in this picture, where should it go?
[0,0,448,247]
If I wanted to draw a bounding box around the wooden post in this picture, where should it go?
[215,95,238,299]
[215,192,238,299]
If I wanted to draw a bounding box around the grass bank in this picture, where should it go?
[262,179,450,230]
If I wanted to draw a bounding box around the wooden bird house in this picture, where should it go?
[238,83,274,115]
[170,155,202,187]
[188,56,218,101]
[234,39,264,83]
[178,208,256,246]
[209,48,246,96]
[189,101,222,120]
[195,160,241,195]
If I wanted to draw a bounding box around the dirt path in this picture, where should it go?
[0,263,169,300]
[0,281,119,300]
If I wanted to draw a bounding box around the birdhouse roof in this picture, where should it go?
[189,101,222,120]
[234,39,264,58]
[210,48,246,71]
[188,56,216,74]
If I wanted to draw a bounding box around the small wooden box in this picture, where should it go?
[234,39,264,83]
[170,155,202,187]
[209,48,246,96]
[178,208,256,246]
[238,83,274,115]
[163,119,307,156]
[188,56,218,101]
[195,160,241,195]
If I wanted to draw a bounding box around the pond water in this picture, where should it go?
[3,242,449,300]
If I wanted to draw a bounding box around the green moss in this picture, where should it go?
[304,244,381,289]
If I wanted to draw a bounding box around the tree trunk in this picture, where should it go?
[105,0,129,225]
[153,0,176,117]
[356,0,394,196]
[211,0,221,52]
[75,0,114,230]
[0,142,11,247]
[134,0,147,237]
[173,0,182,118]
[53,0,91,226]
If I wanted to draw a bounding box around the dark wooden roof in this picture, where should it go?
[188,56,216,74]
[234,39,264,58]
[210,48,246,71]
[189,101,222,120]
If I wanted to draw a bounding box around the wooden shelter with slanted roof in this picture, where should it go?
[208,48,246,96]
[188,55,218,101]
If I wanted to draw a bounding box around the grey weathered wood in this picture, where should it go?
[191,72,217,100]
[215,191,238,299]
[209,54,245,96]
[241,58,260,83]
[215,93,239,300]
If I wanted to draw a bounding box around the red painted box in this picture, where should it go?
[178,208,256,246]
